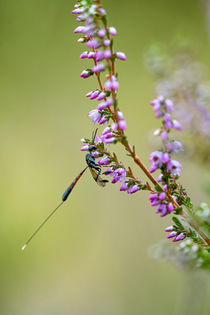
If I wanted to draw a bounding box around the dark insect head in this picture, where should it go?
[88,145,97,152]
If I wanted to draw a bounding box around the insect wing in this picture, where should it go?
[89,167,108,187]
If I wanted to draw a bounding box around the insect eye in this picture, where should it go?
[89,145,97,152]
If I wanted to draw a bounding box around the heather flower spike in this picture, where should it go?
[72,0,210,269]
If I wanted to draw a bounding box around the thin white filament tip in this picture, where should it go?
[21,244,27,251]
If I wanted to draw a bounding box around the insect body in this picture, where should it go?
[62,144,107,202]
[22,131,108,250]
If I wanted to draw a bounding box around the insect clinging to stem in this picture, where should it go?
[21,129,108,251]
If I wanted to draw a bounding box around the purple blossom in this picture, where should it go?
[116,52,126,61]
[86,39,101,49]
[173,233,185,242]
[97,91,106,100]
[103,137,116,144]
[88,109,101,124]
[111,122,118,131]
[150,98,160,106]
[167,203,174,212]
[98,115,108,125]
[164,113,171,122]
[104,80,112,91]
[149,151,163,168]
[118,120,127,131]
[72,7,85,14]
[104,50,111,59]
[117,111,124,120]
[80,70,92,79]
[111,168,126,183]
[80,51,89,59]
[166,160,182,177]
[95,51,104,62]
[103,39,111,47]
[164,120,173,129]
[103,167,114,175]
[104,77,119,91]
[97,29,106,37]
[97,101,108,111]
[98,156,110,165]
[80,144,89,151]
[74,25,86,33]
[168,231,177,239]
[92,63,105,73]
[90,90,100,99]
[159,192,166,200]
[149,163,159,173]
[109,26,117,36]
[161,131,168,141]
[88,51,95,59]
[98,8,106,16]
[120,182,128,191]
[153,103,161,112]
[172,120,182,131]
[155,111,163,118]
[105,97,114,106]
[166,141,183,154]
[156,204,167,217]
[86,90,93,97]
[162,152,170,164]
[128,184,140,194]
[111,80,119,91]
[102,127,111,135]
[164,226,173,232]
[165,99,174,112]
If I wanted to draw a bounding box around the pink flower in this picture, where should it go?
[116,52,126,60]
[120,182,128,191]
[109,26,117,35]
[92,63,105,73]
[118,120,127,131]
[88,109,101,124]
[98,156,110,165]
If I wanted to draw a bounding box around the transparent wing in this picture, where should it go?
[89,167,108,187]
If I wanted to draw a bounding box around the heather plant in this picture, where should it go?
[72,0,210,270]
[145,41,210,169]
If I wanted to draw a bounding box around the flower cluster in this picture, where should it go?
[145,42,210,168]
[73,0,127,135]
[73,0,210,268]
[148,97,184,221]
[164,225,185,242]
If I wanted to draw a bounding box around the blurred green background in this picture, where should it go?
[0,0,210,314]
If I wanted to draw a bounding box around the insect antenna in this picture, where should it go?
[92,128,98,144]
[21,201,64,251]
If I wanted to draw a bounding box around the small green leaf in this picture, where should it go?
[155,185,162,193]
[174,207,183,215]
[172,216,184,229]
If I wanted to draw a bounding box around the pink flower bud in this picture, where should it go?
[97,29,106,37]
[118,120,127,131]
[168,231,177,239]
[164,226,173,232]
[116,52,126,60]
[97,91,106,100]
[109,26,117,35]
[80,51,89,59]
[173,233,185,242]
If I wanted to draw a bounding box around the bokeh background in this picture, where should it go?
[0,0,210,314]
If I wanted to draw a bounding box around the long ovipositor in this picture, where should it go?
[62,166,88,201]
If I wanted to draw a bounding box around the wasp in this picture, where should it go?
[22,130,108,250]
